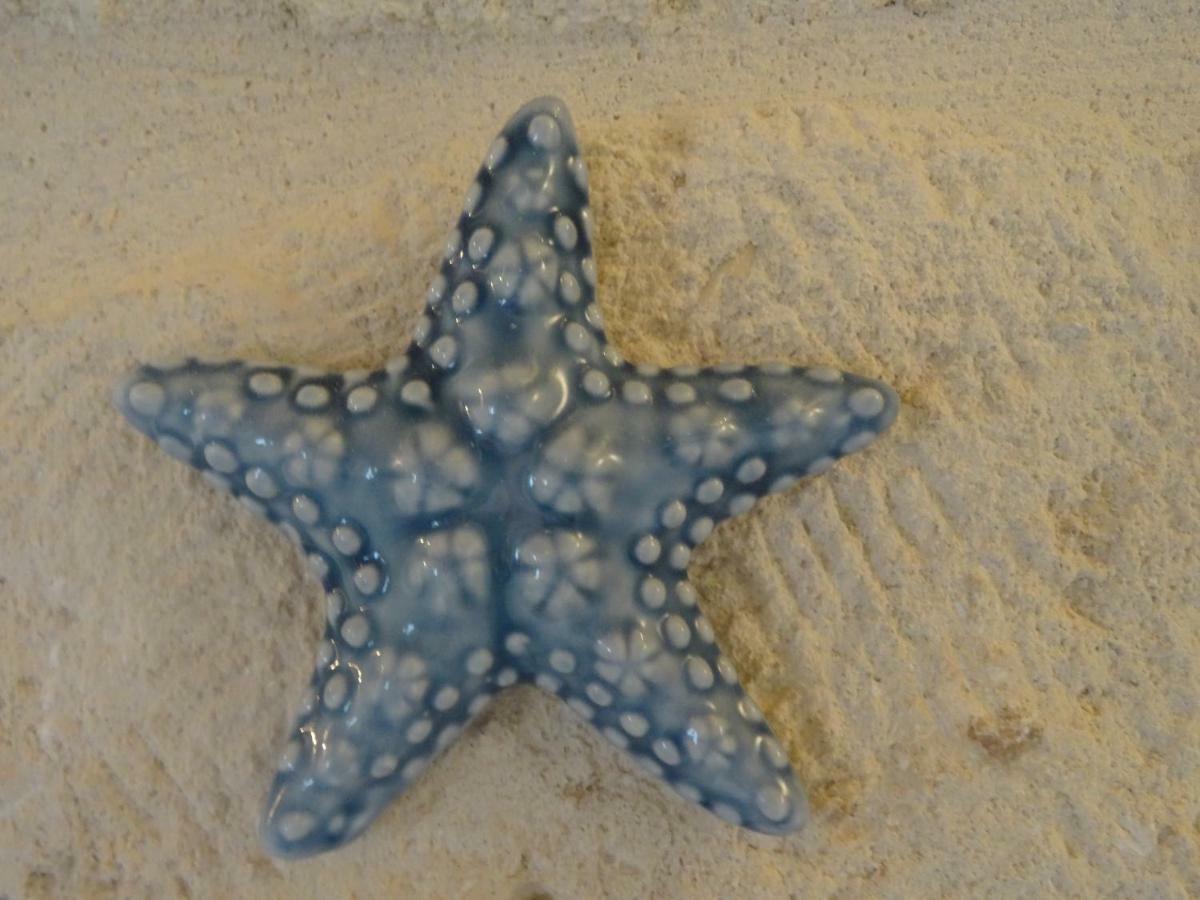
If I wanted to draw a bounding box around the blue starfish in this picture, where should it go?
[115,97,898,857]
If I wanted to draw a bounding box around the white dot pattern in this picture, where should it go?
[528,113,561,149]
[695,477,724,504]
[582,369,611,397]
[661,501,686,529]
[204,442,238,474]
[634,535,661,565]
[296,384,330,409]
[467,228,494,262]
[564,322,592,354]
[728,493,756,515]
[736,457,766,483]
[654,739,682,766]
[332,524,362,555]
[719,378,753,402]
[688,517,714,544]
[666,382,696,404]
[340,614,369,647]
[429,336,458,369]
[554,215,578,250]
[640,577,667,609]
[406,718,432,744]
[346,386,377,414]
[248,371,284,397]
[128,381,165,416]
[400,380,432,408]
[505,633,530,655]
[353,564,381,596]
[559,272,582,304]
[246,467,278,499]
[292,494,319,524]
[466,648,493,675]
[370,754,399,779]
[663,614,690,648]
[451,281,478,315]
[623,381,652,405]
[849,386,886,418]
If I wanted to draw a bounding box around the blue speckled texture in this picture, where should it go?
[115,97,898,858]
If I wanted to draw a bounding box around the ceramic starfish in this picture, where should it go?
[115,97,898,857]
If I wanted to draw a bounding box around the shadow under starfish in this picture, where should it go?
[114,96,899,857]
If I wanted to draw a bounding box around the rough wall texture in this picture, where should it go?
[1,2,1198,897]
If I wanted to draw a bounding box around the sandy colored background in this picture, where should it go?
[2,1,1198,897]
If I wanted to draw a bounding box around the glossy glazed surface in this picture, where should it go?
[115,96,898,857]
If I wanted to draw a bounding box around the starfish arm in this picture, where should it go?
[115,360,349,510]
[114,359,493,527]
[517,360,898,595]
[405,97,617,455]
[634,362,899,525]
[117,360,506,856]
[506,361,897,833]
[428,95,600,339]
[260,517,505,857]
[503,522,808,833]
[504,401,802,832]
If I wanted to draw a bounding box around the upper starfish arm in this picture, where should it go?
[399,98,615,454]
[428,96,600,329]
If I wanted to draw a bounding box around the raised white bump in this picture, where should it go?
[127,381,165,416]
[346,385,377,414]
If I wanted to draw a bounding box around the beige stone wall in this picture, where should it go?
[2,2,1197,896]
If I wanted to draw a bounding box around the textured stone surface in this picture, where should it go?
[2,2,1198,897]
